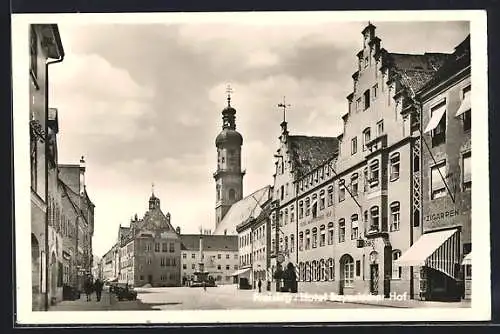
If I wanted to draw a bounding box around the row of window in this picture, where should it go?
[240,225,266,248]
[431,153,471,199]
[428,85,471,147]
[182,252,238,260]
[351,121,385,155]
[146,242,175,253]
[298,252,402,288]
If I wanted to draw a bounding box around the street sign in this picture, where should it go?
[277,254,285,263]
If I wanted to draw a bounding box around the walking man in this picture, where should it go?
[84,276,92,302]
[94,278,104,302]
[203,280,207,291]
[258,279,262,293]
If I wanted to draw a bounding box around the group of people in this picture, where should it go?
[83,276,105,302]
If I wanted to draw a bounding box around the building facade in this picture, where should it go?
[397,36,471,301]
[30,24,65,311]
[270,23,452,298]
[235,200,272,289]
[180,234,238,285]
[59,160,95,292]
[115,192,182,287]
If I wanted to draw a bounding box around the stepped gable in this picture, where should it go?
[288,135,339,178]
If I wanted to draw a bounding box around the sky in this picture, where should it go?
[48,18,469,258]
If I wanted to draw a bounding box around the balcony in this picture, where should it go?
[365,134,387,157]
[365,226,388,239]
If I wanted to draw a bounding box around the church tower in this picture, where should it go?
[213,86,245,227]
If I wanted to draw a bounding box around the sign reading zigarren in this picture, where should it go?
[424,209,460,222]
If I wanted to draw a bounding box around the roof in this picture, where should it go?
[213,185,272,236]
[385,52,452,93]
[236,197,273,232]
[417,35,470,95]
[180,234,238,251]
[288,136,339,178]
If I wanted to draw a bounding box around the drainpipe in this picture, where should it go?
[44,36,64,310]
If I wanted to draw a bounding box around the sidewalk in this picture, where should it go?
[333,298,472,308]
[49,290,155,311]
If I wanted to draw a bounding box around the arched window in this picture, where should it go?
[342,255,355,287]
[320,225,326,247]
[312,260,318,281]
[299,262,304,281]
[369,206,379,232]
[305,261,311,281]
[305,197,311,216]
[392,250,402,279]
[290,205,295,222]
[327,186,334,206]
[328,258,335,281]
[339,219,346,243]
[328,222,334,245]
[299,232,304,251]
[305,230,311,249]
[339,179,346,202]
[390,202,401,231]
[320,259,326,281]
[369,159,380,187]
[290,234,295,253]
[351,214,359,240]
[312,194,318,218]
[351,173,359,196]
[228,189,236,201]
[312,227,318,248]
[284,209,288,225]
[319,190,325,210]
[299,201,304,218]
[390,152,400,181]
[363,127,371,151]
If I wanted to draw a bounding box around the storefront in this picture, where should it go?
[231,267,251,289]
[396,227,463,301]
[462,251,472,300]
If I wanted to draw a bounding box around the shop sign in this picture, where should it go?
[424,209,460,222]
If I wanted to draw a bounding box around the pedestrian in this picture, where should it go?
[84,277,92,302]
[94,278,104,302]
[203,280,207,291]
[258,279,262,293]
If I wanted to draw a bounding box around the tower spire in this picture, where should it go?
[278,96,291,123]
[151,182,155,196]
[226,84,233,107]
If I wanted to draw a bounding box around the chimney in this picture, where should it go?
[79,155,86,195]
[176,226,180,234]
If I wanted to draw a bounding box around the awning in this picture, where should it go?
[423,104,447,134]
[396,228,460,278]
[231,268,251,276]
[462,252,472,265]
[455,94,471,117]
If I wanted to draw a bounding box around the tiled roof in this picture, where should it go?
[288,136,339,178]
[385,52,452,94]
[417,35,470,94]
[213,185,272,236]
[180,234,238,251]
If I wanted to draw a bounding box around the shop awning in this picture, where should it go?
[455,94,471,117]
[423,104,447,134]
[396,228,460,278]
[462,251,472,265]
[231,268,251,276]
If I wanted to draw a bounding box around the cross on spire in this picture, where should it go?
[278,96,291,123]
[151,182,155,196]
[226,84,233,107]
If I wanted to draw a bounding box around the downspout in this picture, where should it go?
[44,25,65,310]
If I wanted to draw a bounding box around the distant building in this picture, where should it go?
[397,35,471,301]
[30,24,64,311]
[59,159,95,293]
[91,255,103,280]
[117,191,182,287]
[235,199,273,289]
[180,234,238,285]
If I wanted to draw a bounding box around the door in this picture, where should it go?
[370,264,379,295]
[148,275,153,284]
